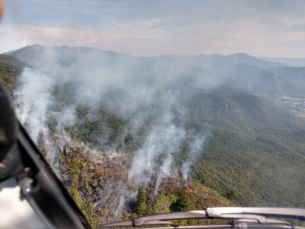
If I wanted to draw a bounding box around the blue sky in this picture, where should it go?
[1,0,305,57]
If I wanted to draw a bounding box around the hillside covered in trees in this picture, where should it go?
[1,46,305,226]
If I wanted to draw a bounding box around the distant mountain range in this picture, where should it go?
[260,57,305,67]
[7,45,305,100]
[7,44,284,68]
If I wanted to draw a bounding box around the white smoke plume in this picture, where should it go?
[181,133,209,180]
[128,121,186,191]
[13,66,77,166]
[14,67,55,141]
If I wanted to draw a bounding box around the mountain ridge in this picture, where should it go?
[6,44,284,68]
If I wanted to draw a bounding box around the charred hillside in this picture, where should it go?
[38,133,233,227]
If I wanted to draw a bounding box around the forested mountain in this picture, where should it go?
[2,45,305,225]
[0,54,26,98]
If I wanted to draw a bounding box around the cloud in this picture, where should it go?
[0,28,29,53]
[1,0,305,57]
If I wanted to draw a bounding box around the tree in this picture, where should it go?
[136,188,147,216]
[175,193,190,211]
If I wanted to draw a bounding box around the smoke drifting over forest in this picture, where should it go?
[6,44,305,218]
[12,45,211,192]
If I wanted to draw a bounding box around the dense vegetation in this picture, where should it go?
[0,54,25,98]
[181,87,305,206]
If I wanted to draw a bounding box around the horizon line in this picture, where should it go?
[3,44,305,60]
